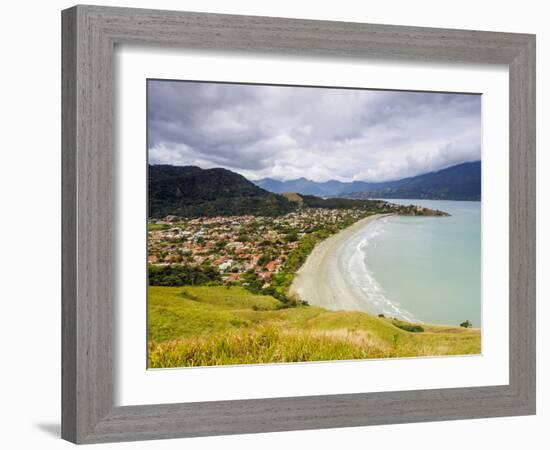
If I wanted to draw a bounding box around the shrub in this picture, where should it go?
[460,320,473,328]
[148,264,221,286]
[392,320,424,333]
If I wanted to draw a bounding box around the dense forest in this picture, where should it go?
[148,165,295,218]
[300,195,388,209]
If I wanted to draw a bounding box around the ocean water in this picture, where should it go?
[337,200,481,327]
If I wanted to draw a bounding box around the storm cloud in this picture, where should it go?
[148,80,481,182]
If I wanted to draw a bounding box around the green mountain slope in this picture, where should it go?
[148,165,295,218]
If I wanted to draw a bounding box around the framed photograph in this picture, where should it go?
[62,5,536,444]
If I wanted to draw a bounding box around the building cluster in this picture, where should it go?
[147,208,369,284]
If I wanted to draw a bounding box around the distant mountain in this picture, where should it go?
[347,161,481,201]
[148,165,295,218]
[255,177,328,196]
[254,177,374,196]
[254,161,481,201]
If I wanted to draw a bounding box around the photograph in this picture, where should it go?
[146,79,482,368]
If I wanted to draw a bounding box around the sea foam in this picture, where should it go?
[337,217,418,322]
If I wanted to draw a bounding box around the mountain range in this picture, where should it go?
[149,161,481,218]
[254,161,481,201]
[148,165,385,218]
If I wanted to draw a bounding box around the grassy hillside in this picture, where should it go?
[148,286,481,368]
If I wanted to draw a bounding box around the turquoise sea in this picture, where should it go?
[338,200,481,327]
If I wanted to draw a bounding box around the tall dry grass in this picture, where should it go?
[148,326,393,367]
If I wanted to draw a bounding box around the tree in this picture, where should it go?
[460,320,472,328]
[257,254,270,266]
[285,231,299,243]
[147,264,221,286]
[241,270,263,294]
[237,233,250,242]
[214,240,227,251]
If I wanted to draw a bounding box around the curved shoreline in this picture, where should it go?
[289,214,391,313]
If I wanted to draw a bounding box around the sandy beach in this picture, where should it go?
[289,214,388,313]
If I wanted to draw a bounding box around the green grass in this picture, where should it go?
[148,286,481,368]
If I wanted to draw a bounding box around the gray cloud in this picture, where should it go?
[148,80,481,182]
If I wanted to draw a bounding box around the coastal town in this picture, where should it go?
[147,200,448,291]
[148,207,373,286]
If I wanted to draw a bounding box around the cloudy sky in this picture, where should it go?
[148,80,481,182]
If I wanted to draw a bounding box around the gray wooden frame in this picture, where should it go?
[62,4,536,444]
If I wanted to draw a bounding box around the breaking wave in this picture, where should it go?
[337,217,418,322]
